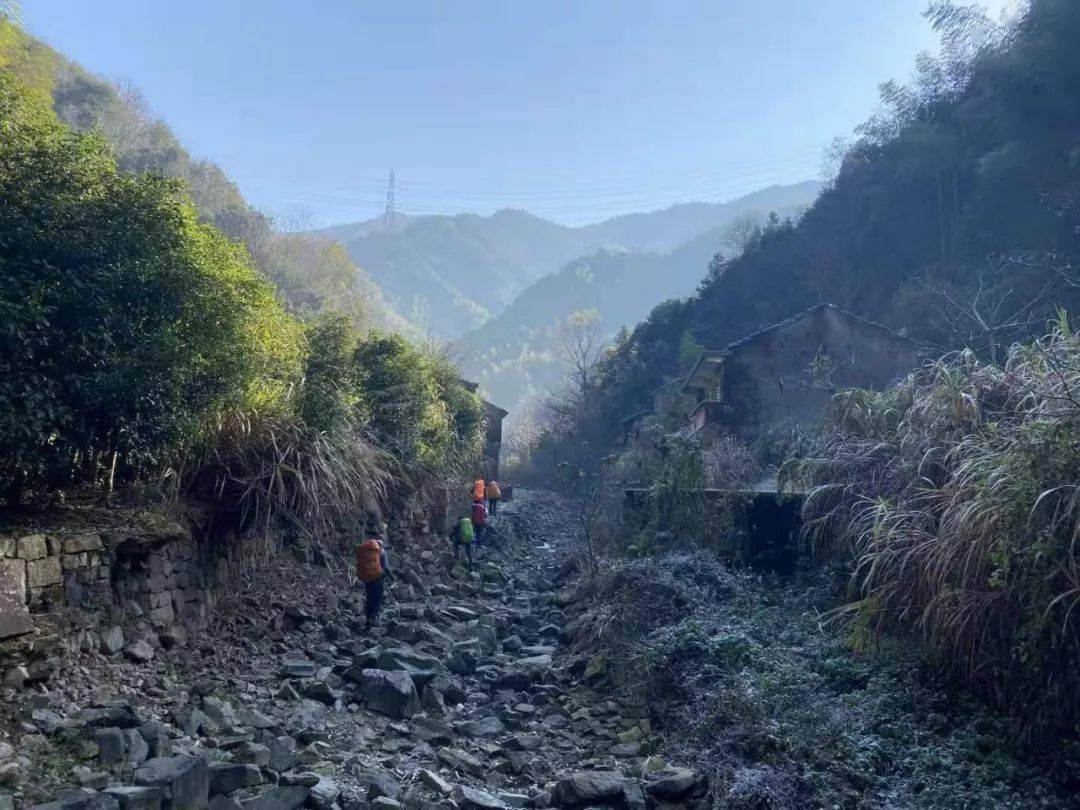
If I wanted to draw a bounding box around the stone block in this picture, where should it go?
[147,576,167,594]
[62,554,84,571]
[46,536,62,555]
[0,559,32,639]
[0,534,14,557]
[27,556,63,589]
[64,534,103,554]
[16,534,48,561]
[149,604,175,627]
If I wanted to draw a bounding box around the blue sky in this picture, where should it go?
[25,1,1009,227]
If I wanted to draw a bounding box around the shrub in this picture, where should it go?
[793,326,1080,741]
[0,75,302,501]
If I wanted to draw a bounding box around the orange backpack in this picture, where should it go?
[355,538,384,583]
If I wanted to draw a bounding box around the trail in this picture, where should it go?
[5,490,700,809]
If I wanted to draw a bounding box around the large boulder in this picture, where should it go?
[644,768,698,800]
[357,669,420,719]
[551,773,625,807]
[133,757,209,810]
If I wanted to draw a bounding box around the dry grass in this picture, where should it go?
[177,408,394,556]
[791,325,1080,741]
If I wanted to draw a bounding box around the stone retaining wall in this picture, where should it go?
[0,491,445,641]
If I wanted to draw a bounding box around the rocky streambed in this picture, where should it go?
[0,490,701,810]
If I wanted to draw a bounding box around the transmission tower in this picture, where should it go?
[384,170,396,221]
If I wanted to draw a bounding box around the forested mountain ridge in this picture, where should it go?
[455,199,812,414]
[0,21,410,334]
[580,0,1080,440]
[323,182,821,340]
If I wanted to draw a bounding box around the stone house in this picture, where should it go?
[681,304,922,439]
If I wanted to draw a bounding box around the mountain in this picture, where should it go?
[454,199,813,414]
[322,182,822,340]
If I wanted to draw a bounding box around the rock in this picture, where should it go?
[230,742,271,767]
[375,646,443,685]
[436,747,483,775]
[280,660,316,679]
[300,681,338,706]
[550,773,625,807]
[644,768,697,800]
[103,786,162,810]
[307,778,339,810]
[200,698,235,726]
[640,756,665,777]
[583,656,605,682]
[447,650,476,676]
[418,770,451,796]
[123,729,150,767]
[16,534,47,560]
[133,757,210,810]
[138,722,171,758]
[238,786,309,810]
[209,764,263,796]
[94,728,127,766]
[610,743,639,757]
[0,560,33,640]
[370,799,402,810]
[420,685,447,717]
[32,707,65,735]
[516,654,552,671]
[72,768,109,790]
[458,716,505,738]
[507,734,542,752]
[262,735,296,772]
[364,772,400,801]
[493,670,531,691]
[158,626,187,649]
[100,627,126,656]
[209,798,241,810]
[357,669,420,719]
[452,786,506,809]
[123,640,155,664]
[0,760,25,787]
[236,708,275,730]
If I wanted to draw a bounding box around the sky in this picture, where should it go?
[24,0,1012,227]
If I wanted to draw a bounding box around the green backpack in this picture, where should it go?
[457,517,475,544]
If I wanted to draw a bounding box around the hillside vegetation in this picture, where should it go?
[566,0,1080,454]
[0,19,409,336]
[0,26,483,531]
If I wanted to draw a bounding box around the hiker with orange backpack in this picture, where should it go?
[471,478,486,501]
[355,533,391,629]
[485,480,501,515]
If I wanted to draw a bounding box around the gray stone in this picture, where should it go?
[357,669,420,719]
[124,729,150,767]
[280,660,315,678]
[231,742,270,767]
[0,560,32,640]
[95,727,127,766]
[418,770,451,796]
[31,708,65,735]
[209,764,263,796]
[262,735,296,772]
[644,768,697,800]
[208,797,241,810]
[63,534,103,554]
[374,647,442,689]
[100,627,125,656]
[123,640,155,663]
[550,773,625,807]
[364,772,400,801]
[238,787,309,810]
[16,534,47,560]
[103,787,162,810]
[436,747,483,776]
[134,757,209,810]
[26,556,62,588]
[308,778,339,810]
[80,700,141,729]
[458,716,505,738]
[370,799,402,810]
[452,786,506,810]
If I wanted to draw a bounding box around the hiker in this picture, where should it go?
[355,534,390,629]
[471,478,486,501]
[451,513,475,570]
[486,479,501,515]
[471,497,488,545]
